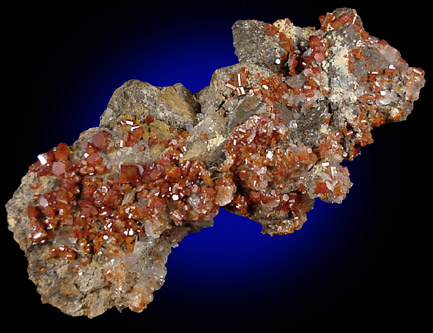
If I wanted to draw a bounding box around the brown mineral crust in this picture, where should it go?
[100,80,200,132]
[5,7,425,318]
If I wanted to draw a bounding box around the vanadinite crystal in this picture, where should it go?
[6,8,425,318]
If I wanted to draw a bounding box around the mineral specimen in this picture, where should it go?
[6,8,425,318]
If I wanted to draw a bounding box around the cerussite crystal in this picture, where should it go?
[6,8,425,317]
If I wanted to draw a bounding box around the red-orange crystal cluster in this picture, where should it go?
[27,119,233,261]
[6,8,425,318]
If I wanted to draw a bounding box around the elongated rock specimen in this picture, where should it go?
[6,8,425,317]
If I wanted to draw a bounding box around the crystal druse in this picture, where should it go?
[6,8,425,317]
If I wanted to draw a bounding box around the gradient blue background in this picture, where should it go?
[3,1,431,331]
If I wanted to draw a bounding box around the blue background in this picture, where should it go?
[3,1,431,330]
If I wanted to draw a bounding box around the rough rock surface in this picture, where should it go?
[6,8,425,317]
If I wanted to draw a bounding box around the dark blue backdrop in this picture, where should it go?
[4,1,431,331]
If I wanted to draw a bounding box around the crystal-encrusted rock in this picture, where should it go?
[6,83,215,317]
[6,8,425,317]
